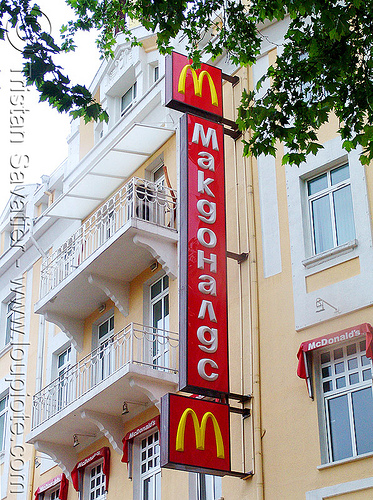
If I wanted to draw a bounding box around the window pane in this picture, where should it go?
[151,280,162,299]
[349,373,359,385]
[143,477,150,500]
[331,164,349,185]
[335,362,344,374]
[336,377,346,389]
[308,173,328,195]
[323,380,332,393]
[311,195,334,253]
[334,348,343,360]
[321,352,330,364]
[352,387,373,455]
[333,185,355,246]
[348,358,358,370]
[322,366,331,378]
[153,300,163,330]
[0,413,5,449]
[121,87,133,112]
[328,394,353,461]
[347,344,356,356]
[363,369,371,381]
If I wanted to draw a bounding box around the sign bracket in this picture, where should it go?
[224,127,242,140]
[222,73,240,87]
[229,407,251,419]
[228,470,254,480]
[226,251,249,264]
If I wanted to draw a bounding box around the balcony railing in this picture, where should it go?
[31,323,178,430]
[40,177,177,298]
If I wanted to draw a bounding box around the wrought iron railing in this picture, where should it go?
[31,323,178,429]
[40,177,177,297]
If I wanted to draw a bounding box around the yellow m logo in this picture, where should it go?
[178,65,219,107]
[175,408,225,459]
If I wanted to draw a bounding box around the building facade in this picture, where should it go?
[0,15,373,500]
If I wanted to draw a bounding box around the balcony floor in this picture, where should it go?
[27,362,178,448]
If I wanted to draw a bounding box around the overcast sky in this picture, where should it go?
[0,0,101,214]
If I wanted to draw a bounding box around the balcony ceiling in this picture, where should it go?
[46,124,174,220]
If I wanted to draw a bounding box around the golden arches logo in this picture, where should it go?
[175,408,225,459]
[177,65,219,107]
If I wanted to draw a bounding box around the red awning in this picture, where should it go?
[34,473,68,500]
[297,323,373,379]
[71,447,110,492]
[121,415,160,463]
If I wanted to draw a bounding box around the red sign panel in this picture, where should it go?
[165,52,223,120]
[179,113,229,396]
[161,393,230,474]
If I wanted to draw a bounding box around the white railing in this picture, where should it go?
[40,177,177,298]
[31,323,178,429]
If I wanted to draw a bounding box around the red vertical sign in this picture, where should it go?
[179,113,229,396]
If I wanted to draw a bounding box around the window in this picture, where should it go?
[319,340,373,462]
[57,347,71,410]
[121,82,137,115]
[150,275,169,369]
[97,315,114,381]
[0,395,8,451]
[154,66,159,83]
[48,488,59,500]
[308,163,355,255]
[87,461,106,500]
[5,298,15,345]
[197,474,222,500]
[140,431,160,500]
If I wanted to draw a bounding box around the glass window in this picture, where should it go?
[5,298,15,345]
[197,474,222,500]
[320,340,373,462]
[57,346,71,410]
[150,276,169,369]
[121,82,137,115]
[140,431,160,500]
[88,461,106,500]
[0,395,8,451]
[49,488,59,500]
[308,164,355,254]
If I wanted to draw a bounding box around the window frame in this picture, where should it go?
[307,163,355,256]
[0,394,8,452]
[121,82,137,115]
[5,297,15,346]
[138,429,161,500]
[84,459,106,500]
[315,339,373,464]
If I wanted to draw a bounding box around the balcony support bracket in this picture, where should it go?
[133,234,177,279]
[33,440,77,480]
[43,311,84,352]
[129,375,178,411]
[81,410,123,455]
[88,274,130,316]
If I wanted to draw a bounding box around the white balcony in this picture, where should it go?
[27,323,178,473]
[35,178,178,350]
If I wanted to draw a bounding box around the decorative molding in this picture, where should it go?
[81,410,123,455]
[88,274,129,316]
[133,234,177,280]
[43,311,84,352]
[129,375,178,411]
[34,440,77,480]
